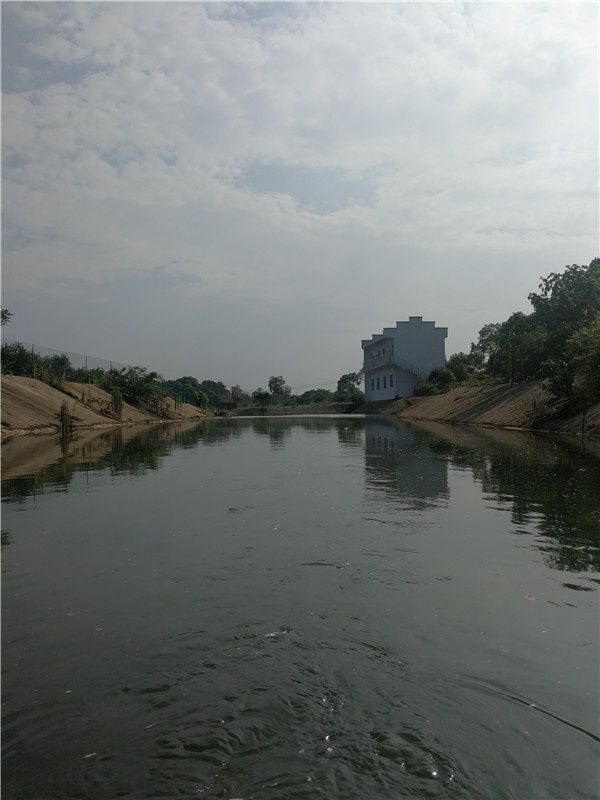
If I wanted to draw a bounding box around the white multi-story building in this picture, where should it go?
[362,316,447,401]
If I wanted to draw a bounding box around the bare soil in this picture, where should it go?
[2,375,598,441]
[1,375,209,439]
[393,380,600,437]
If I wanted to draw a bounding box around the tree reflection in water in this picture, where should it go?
[409,422,600,572]
[2,417,598,575]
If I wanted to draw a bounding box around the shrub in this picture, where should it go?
[413,381,438,396]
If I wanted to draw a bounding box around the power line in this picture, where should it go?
[290,373,364,391]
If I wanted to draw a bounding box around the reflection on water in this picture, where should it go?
[365,421,449,506]
[1,420,233,499]
[2,418,599,575]
[2,416,599,800]
[417,422,600,572]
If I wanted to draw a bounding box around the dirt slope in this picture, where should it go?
[2,376,598,439]
[1,376,208,439]
[393,380,600,436]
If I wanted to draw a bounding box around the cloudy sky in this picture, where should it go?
[2,2,597,391]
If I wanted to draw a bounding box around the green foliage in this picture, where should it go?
[428,366,456,390]
[38,353,71,388]
[111,388,124,419]
[104,366,165,411]
[445,352,482,383]
[164,376,210,408]
[268,375,291,401]
[1,341,32,376]
[289,388,335,405]
[464,260,599,414]
[231,384,251,405]
[546,313,600,411]
[149,388,171,417]
[252,388,272,406]
[1,308,13,326]
[198,379,226,408]
[475,312,548,383]
[335,371,364,402]
[0,342,107,389]
[413,380,439,396]
[528,261,600,348]
[414,366,460,396]
[56,400,80,437]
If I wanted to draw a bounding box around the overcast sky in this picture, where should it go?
[2,2,598,391]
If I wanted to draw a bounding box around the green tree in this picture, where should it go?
[104,366,164,409]
[56,400,80,437]
[546,313,600,413]
[568,315,600,404]
[198,379,226,408]
[528,261,600,348]
[1,341,31,376]
[294,388,335,405]
[252,388,271,406]
[231,384,251,405]
[470,322,502,374]
[413,380,438,396]
[164,376,210,408]
[335,372,364,402]
[111,388,124,420]
[494,312,548,383]
[1,308,13,326]
[39,353,72,387]
[446,351,483,382]
[428,366,456,391]
[471,313,548,384]
[268,375,291,404]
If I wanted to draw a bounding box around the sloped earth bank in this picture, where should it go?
[368,380,600,437]
[0,376,209,439]
[2,376,598,439]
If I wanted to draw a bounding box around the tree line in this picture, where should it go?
[0,321,364,414]
[3,259,597,417]
[415,260,600,414]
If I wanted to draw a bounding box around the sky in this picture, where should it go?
[2,1,598,392]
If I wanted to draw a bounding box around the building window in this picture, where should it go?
[383,376,387,389]
[377,377,380,389]
[390,374,394,387]
[371,378,374,390]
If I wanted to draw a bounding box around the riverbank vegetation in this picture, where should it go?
[2,261,597,420]
[1,328,364,416]
[415,260,600,419]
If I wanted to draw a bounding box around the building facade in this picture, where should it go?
[362,316,447,401]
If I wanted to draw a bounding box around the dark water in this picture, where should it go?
[2,417,599,800]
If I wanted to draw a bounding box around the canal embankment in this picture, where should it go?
[390,380,600,437]
[0,375,209,439]
[2,375,598,438]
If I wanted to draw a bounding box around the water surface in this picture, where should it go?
[2,417,599,799]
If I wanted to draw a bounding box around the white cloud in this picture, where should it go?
[2,1,597,387]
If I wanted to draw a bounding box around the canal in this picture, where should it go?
[2,417,599,799]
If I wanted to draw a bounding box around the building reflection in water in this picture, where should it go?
[363,418,449,509]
